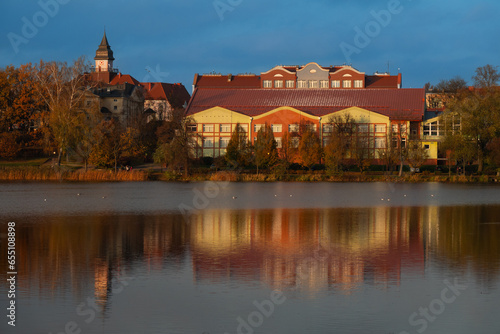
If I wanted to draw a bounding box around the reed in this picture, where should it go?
[0,166,148,182]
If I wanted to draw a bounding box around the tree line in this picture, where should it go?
[0,58,183,171]
[2,60,500,176]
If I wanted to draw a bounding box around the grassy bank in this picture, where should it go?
[0,163,498,183]
[0,166,149,182]
[161,170,499,183]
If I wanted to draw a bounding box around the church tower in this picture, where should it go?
[94,31,115,72]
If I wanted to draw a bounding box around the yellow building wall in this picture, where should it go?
[189,107,252,158]
[321,107,390,127]
[422,141,438,161]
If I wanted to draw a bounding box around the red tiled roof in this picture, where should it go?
[142,82,191,109]
[365,75,400,88]
[194,75,261,89]
[109,73,140,86]
[186,88,425,121]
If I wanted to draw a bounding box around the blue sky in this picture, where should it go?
[1,0,499,91]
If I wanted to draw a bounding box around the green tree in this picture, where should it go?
[444,81,500,172]
[254,124,278,174]
[225,123,250,167]
[153,117,197,176]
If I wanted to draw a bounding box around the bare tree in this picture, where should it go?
[35,57,95,165]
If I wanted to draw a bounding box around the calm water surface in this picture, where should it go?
[1,182,500,334]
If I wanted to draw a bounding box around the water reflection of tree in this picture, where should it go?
[432,206,500,287]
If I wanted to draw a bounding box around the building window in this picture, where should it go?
[354,80,363,88]
[291,137,299,148]
[203,124,214,132]
[275,137,282,148]
[322,124,333,133]
[320,80,329,89]
[187,124,197,132]
[424,144,430,149]
[297,80,307,88]
[113,106,117,110]
[274,80,283,88]
[322,138,329,147]
[113,99,118,102]
[239,124,248,133]
[375,137,386,149]
[331,80,341,88]
[423,121,439,136]
[289,124,299,132]
[220,124,231,133]
[343,80,352,88]
[392,124,399,133]
[358,124,368,133]
[271,124,282,133]
[220,137,230,148]
[305,124,317,132]
[263,80,272,88]
[203,138,213,148]
[254,124,264,132]
[375,124,386,133]
[308,80,319,88]
[286,80,295,88]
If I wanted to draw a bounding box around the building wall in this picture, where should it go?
[190,107,251,158]
[322,107,390,160]
[260,68,297,89]
[252,107,320,148]
[329,67,365,89]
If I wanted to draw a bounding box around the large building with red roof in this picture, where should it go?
[186,63,435,164]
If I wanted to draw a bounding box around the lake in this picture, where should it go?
[1,182,500,334]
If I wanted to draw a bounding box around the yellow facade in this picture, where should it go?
[189,107,251,157]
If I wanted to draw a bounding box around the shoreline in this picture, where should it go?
[0,165,498,183]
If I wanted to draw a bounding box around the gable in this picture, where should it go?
[322,107,389,124]
[189,106,252,124]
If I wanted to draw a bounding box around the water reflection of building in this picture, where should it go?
[190,207,426,293]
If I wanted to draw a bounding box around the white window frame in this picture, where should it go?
[375,137,386,149]
[275,137,282,148]
[308,80,319,88]
[286,80,295,88]
[297,80,307,88]
[354,80,363,88]
[320,80,329,89]
[203,137,214,148]
[331,80,341,88]
[274,80,283,88]
[322,124,333,133]
[220,137,230,148]
[254,124,264,132]
[343,80,352,88]
[263,80,272,88]
[220,124,231,133]
[374,124,386,133]
[203,124,214,132]
[289,124,299,132]
[271,124,282,133]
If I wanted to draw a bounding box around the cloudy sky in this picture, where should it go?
[1,0,499,91]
